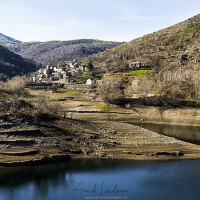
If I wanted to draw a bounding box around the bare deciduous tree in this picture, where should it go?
[192,64,200,103]
[0,76,25,94]
[137,77,153,97]
[97,76,125,104]
[32,92,63,119]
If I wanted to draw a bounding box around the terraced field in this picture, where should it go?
[1,115,200,168]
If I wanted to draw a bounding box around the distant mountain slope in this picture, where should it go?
[2,39,122,66]
[89,14,200,73]
[0,45,37,80]
[0,33,21,43]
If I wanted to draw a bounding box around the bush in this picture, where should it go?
[33,96,63,120]
[0,76,25,95]
[0,96,33,116]
[0,92,10,102]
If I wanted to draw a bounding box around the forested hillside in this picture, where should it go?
[1,39,121,66]
[0,45,37,80]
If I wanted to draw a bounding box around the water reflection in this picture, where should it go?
[0,159,144,200]
[0,159,145,187]
[0,159,200,200]
[131,122,200,145]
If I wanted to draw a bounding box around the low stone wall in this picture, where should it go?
[64,84,91,91]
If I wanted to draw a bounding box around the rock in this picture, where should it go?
[64,137,73,141]
[95,152,107,158]
[150,151,184,157]
[89,135,100,139]
[181,53,190,61]
[104,141,121,147]
[123,151,133,154]
[135,152,143,155]
[81,147,93,155]
[73,138,80,143]
[64,149,82,154]
[113,141,121,145]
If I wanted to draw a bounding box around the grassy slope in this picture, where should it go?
[90,14,200,73]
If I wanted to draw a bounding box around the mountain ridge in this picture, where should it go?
[0,13,199,82]
[0,33,21,43]
[1,39,122,66]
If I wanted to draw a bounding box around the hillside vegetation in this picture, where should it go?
[90,14,200,73]
[0,45,37,80]
[86,14,200,103]
[1,39,121,66]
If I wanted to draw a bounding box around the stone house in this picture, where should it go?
[130,61,143,68]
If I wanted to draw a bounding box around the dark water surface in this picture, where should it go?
[131,122,200,145]
[0,159,200,200]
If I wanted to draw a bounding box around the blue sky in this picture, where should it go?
[0,0,200,42]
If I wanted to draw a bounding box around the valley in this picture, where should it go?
[1,87,200,168]
[0,13,200,167]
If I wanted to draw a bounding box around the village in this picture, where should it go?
[31,59,151,88]
[31,59,96,85]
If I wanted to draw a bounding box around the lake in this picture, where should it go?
[0,159,200,200]
[130,122,200,145]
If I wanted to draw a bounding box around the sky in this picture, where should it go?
[0,0,200,42]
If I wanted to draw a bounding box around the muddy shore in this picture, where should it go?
[1,106,200,168]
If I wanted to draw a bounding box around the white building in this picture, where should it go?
[86,78,95,85]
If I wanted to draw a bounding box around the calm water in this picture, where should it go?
[0,159,200,200]
[131,122,200,145]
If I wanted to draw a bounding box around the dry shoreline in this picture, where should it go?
[67,106,200,127]
[1,106,200,168]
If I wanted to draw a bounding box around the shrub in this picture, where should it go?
[0,76,25,95]
[1,96,33,116]
[97,77,125,105]
[33,95,63,120]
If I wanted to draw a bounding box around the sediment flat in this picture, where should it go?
[70,106,200,127]
[0,116,200,168]
[85,121,200,161]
